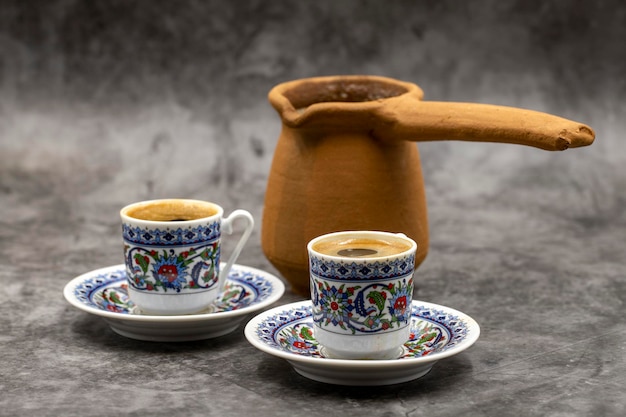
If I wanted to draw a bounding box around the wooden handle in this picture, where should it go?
[376,99,595,151]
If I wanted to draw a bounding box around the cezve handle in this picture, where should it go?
[374,98,595,151]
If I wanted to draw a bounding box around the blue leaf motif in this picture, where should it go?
[354,290,368,316]
[191,261,208,280]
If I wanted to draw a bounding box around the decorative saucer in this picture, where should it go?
[244,300,480,386]
[64,264,285,342]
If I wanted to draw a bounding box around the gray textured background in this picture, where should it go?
[1,1,625,416]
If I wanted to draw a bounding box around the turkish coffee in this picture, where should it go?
[312,236,412,258]
[123,199,218,222]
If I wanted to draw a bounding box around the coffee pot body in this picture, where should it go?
[261,76,594,295]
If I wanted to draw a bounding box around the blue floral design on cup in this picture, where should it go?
[311,272,414,334]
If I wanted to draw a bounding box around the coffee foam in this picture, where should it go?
[312,237,412,258]
[124,200,217,222]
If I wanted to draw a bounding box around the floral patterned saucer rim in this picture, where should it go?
[63,263,285,322]
[244,300,480,367]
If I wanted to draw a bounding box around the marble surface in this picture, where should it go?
[1,1,625,416]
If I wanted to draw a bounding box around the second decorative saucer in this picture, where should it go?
[245,300,480,386]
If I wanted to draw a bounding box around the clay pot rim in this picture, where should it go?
[268,75,424,127]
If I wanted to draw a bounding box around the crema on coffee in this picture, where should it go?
[312,237,412,258]
[123,200,218,222]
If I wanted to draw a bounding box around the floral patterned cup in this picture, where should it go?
[308,231,417,359]
[121,199,254,315]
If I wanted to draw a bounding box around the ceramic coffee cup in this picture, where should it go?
[308,230,417,359]
[121,199,254,315]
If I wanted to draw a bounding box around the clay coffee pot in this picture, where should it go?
[261,75,594,295]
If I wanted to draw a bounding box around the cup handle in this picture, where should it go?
[218,209,255,291]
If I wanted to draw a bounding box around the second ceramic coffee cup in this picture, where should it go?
[308,230,417,359]
[121,199,254,315]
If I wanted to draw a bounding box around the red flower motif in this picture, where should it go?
[382,322,390,330]
[293,341,307,349]
[181,251,189,258]
[158,265,178,282]
[330,301,339,311]
[394,296,407,311]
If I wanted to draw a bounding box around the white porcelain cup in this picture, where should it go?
[121,199,254,315]
[308,231,417,359]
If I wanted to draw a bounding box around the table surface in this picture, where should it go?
[1,2,625,416]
